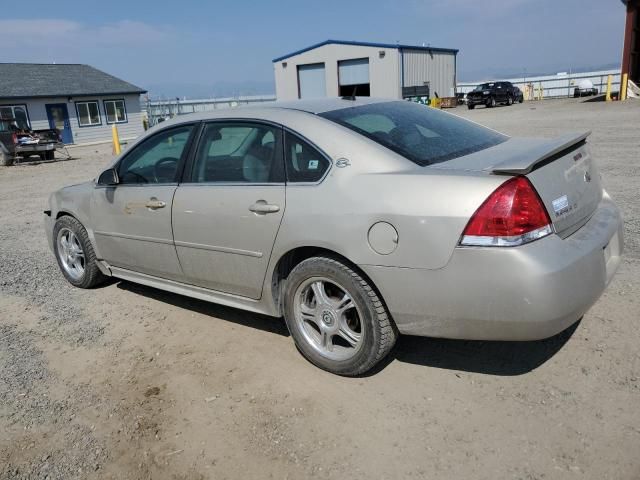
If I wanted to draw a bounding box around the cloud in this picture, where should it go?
[0,19,172,54]
[0,19,180,87]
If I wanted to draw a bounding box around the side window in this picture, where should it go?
[189,122,283,183]
[284,132,330,183]
[118,125,193,184]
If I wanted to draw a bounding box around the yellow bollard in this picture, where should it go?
[621,73,628,101]
[111,124,121,155]
[605,75,613,102]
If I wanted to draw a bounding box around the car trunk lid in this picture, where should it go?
[430,132,602,237]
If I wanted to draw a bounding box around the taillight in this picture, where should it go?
[460,176,552,247]
[12,133,18,145]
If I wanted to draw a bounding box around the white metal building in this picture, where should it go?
[273,40,458,101]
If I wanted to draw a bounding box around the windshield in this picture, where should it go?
[473,83,493,91]
[319,101,507,167]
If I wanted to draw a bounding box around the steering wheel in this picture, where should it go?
[154,157,178,183]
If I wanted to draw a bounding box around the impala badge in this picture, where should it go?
[552,195,570,217]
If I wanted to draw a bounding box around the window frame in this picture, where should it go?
[75,100,102,127]
[103,123,199,188]
[283,128,333,185]
[183,119,286,186]
[103,98,128,124]
[0,104,31,129]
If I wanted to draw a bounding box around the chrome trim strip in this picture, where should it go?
[94,230,174,245]
[108,267,277,317]
[174,240,263,258]
[459,225,553,247]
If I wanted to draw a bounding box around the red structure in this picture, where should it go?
[621,0,640,83]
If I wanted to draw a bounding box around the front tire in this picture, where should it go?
[487,97,496,108]
[283,256,397,376]
[468,104,475,110]
[53,216,106,288]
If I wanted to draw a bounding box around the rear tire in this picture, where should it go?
[506,95,513,106]
[45,150,55,160]
[468,104,475,110]
[53,216,106,289]
[0,152,14,166]
[283,256,397,376]
[487,97,496,108]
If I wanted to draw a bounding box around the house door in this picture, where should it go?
[45,104,73,144]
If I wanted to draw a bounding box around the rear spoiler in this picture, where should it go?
[491,131,591,175]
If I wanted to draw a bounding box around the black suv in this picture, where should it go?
[466,81,522,109]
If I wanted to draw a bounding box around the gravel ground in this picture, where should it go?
[0,98,639,480]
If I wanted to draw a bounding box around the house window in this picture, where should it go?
[0,105,30,129]
[104,99,127,124]
[76,101,101,126]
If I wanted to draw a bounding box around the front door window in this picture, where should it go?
[118,126,194,184]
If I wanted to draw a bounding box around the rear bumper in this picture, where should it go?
[16,143,56,153]
[360,193,623,340]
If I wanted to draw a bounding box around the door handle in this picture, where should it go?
[249,201,280,214]
[146,199,166,209]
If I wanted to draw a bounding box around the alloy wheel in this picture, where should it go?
[293,277,363,361]
[57,228,85,281]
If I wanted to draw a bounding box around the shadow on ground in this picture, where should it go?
[388,321,579,376]
[116,280,290,337]
[116,279,578,376]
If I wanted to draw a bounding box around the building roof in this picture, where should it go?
[273,39,459,62]
[0,63,146,99]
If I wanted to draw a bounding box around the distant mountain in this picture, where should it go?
[145,79,275,100]
[459,62,621,83]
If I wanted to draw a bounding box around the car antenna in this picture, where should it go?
[341,85,357,101]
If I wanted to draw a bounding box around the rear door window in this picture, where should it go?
[319,101,507,166]
[284,132,330,183]
[189,122,283,183]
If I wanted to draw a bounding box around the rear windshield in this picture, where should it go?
[319,101,507,166]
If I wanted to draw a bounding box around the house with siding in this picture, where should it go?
[0,63,146,145]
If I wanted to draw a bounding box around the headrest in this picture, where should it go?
[206,129,222,142]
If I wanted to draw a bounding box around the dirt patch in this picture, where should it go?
[1,101,639,479]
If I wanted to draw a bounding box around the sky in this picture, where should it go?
[0,0,626,98]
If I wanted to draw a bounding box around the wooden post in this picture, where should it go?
[605,75,613,102]
[621,73,629,101]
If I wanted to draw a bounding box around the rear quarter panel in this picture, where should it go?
[269,112,508,270]
[276,170,506,269]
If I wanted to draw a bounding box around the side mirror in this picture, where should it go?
[97,168,119,186]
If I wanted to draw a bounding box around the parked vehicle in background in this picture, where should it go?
[45,97,623,376]
[512,85,524,103]
[0,117,60,166]
[455,92,467,105]
[467,81,519,109]
[574,79,599,97]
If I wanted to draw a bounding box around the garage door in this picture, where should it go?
[297,63,326,99]
[338,58,370,96]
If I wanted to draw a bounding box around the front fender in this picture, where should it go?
[46,181,101,258]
